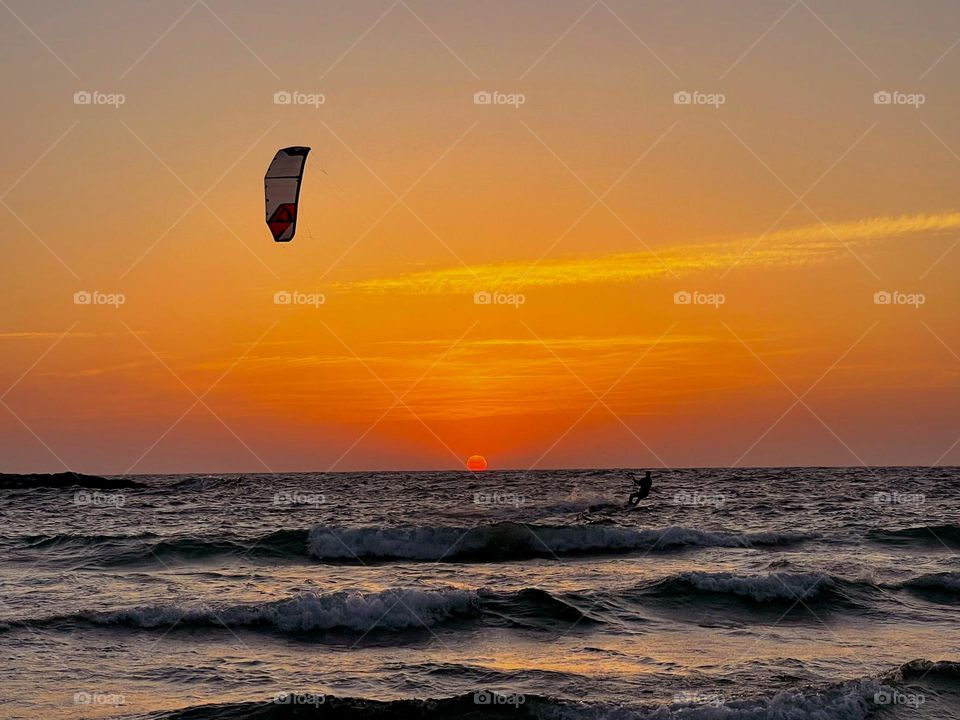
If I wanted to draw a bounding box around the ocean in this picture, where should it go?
[0,467,958,719]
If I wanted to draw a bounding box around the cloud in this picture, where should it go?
[337,211,960,294]
[377,334,709,349]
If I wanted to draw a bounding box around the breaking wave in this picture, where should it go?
[868,524,960,548]
[306,523,813,562]
[12,587,600,636]
[636,571,872,606]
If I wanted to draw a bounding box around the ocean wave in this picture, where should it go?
[3,523,814,566]
[478,587,600,628]
[638,571,858,604]
[14,587,601,636]
[144,667,945,719]
[27,588,480,634]
[141,530,312,563]
[896,571,960,596]
[0,471,142,490]
[535,494,622,516]
[148,660,960,719]
[868,524,960,547]
[306,523,813,562]
[890,658,960,681]
[6,529,312,565]
[637,570,960,608]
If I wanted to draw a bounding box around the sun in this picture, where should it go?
[466,455,488,472]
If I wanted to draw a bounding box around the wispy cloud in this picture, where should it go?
[377,334,709,349]
[338,211,960,294]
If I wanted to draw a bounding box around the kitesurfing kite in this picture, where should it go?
[265,146,310,242]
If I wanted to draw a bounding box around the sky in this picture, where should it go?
[1,0,959,474]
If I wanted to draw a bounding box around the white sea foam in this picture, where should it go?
[662,571,836,602]
[529,679,882,719]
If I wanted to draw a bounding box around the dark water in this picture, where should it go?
[1,467,958,719]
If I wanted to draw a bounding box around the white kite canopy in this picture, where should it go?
[265,146,311,242]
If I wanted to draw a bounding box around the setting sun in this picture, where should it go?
[466,455,488,472]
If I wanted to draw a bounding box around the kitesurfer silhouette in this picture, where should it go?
[627,471,653,507]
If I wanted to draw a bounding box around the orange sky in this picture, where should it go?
[1,1,959,473]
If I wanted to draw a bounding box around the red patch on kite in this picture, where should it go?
[267,203,297,241]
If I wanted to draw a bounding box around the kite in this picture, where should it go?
[265,146,310,242]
